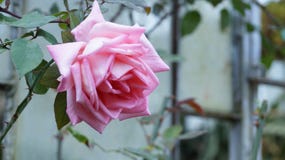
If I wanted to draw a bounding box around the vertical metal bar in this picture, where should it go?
[230,1,261,159]
[171,0,180,159]
[230,11,243,160]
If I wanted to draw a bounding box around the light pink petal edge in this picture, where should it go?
[71,0,105,42]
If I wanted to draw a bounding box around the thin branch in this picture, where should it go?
[146,11,171,36]
[110,4,124,22]
[137,119,151,145]
[128,10,135,25]
[167,106,241,123]
[252,0,282,28]
[0,60,54,142]
[0,6,21,18]
[0,6,68,24]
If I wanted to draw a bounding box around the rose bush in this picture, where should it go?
[47,0,169,133]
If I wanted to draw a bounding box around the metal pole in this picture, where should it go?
[171,0,180,159]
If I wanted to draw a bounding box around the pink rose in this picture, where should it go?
[47,0,169,133]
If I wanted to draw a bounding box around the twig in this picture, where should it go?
[146,11,171,36]
[56,132,64,160]
[0,6,20,18]
[110,4,124,22]
[252,0,282,28]
[128,10,135,25]
[0,60,54,142]
[0,6,68,24]
[137,119,151,145]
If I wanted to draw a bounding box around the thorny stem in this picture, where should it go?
[0,60,54,143]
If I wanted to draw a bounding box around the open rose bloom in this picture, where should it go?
[47,0,169,133]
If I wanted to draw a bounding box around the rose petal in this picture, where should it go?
[47,42,85,77]
[118,98,150,120]
[66,88,82,125]
[140,35,170,72]
[88,22,145,42]
[88,53,115,86]
[81,59,99,109]
[71,0,105,42]
[110,60,133,79]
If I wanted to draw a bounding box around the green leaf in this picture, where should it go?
[163,125,183,140]
[0,0,4,4]
[11,39,43,77]
[261,53,275,69]
[61,31,75,43]
[8,11,57,28]
[105,0,150,14]
[25,60,49,94]
[54,92,70,130]
[246,22,255,33]
[69,10,82,29]
[186,0,195,4]
[181,10,201,36]
[207,0,223,7]
[21,31,35,38]
[152,3,164,16]
[178,130,207,140]
[220,8,230,31]
[50,2,60,14]
[37,29,58,44]
[125,148,156,160]
[67,127,92,148]
[231,0,251,16]
[139,114,160,125]
[0,13,17,24]
[40,64,60,89]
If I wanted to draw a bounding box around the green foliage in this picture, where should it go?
[61,31,75,43]
[251,101,268,160]
[69,10,82,29]
[186,0,195,5]
[152,3,164,16]
[220,8,230,31]
[0,13,17,23]
[40,64,60,89]
[181,10,201,36]
[163,125,183,150]
[54,92,70,130]
[207,0,223,7]
[163,125,183,140]
[124,148,157,160]
[231,0,251,16]
[68,127,92,148]
[37,29,58,44]
[246,22,255,33]
[25,60,49,94]
[11,39,43,77]
[2,11,57,28]
[49,2,60,14]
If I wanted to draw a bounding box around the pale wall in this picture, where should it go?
[1,0,233,160]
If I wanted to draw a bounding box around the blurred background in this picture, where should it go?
[1,0,285,159]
